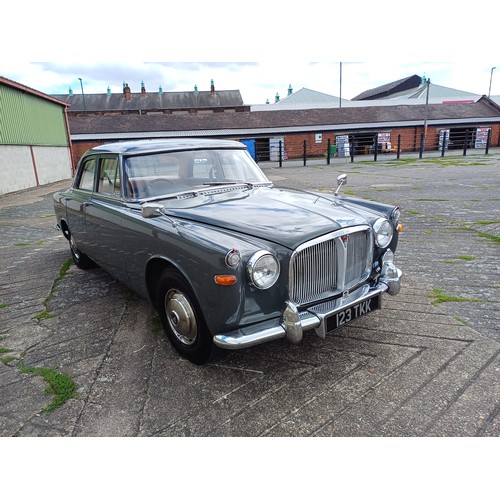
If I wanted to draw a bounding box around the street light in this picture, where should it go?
[339,61,342,109]
[78,77,87,115]
[423,77,431,138]
[488,67,496,98]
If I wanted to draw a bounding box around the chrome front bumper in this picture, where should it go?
[213,266,402,350]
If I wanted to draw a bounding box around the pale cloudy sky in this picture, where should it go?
[2,1,498,104]
[3,61,498,105]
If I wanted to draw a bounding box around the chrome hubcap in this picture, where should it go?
[165,289,197,345]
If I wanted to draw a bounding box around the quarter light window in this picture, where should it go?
[78,158,96,191]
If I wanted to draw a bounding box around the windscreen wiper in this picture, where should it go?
[203,181,237,185]
[203,181,256,189]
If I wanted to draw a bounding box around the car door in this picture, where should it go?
[84,155,129,281]
[65,155,97,256]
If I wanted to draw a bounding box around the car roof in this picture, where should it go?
[89,138,247,156]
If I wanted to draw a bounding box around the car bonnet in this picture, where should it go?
[160,186,369,249]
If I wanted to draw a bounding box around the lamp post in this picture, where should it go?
[423,77,430,139]
[339,61,342,109]
[78,78,87,115]
[420,77,431,158]
[488,67,496,98]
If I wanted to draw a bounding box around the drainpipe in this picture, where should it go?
[62,104,76,175]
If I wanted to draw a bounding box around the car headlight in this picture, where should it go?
[247,250,280,289]
[373,217,393,248]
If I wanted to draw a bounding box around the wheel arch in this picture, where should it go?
[59,219,71,241]
[145,257,187,308]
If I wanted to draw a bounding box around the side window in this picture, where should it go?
[97,157,121,196]
[78,157,96,191]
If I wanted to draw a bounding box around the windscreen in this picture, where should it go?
[125,148,271,200]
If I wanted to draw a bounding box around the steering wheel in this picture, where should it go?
[143,178,175,197]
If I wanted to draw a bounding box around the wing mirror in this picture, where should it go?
[334,174,347,196]
[141,203,164,218]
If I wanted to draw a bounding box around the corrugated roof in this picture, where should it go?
[253,87,350,111]
[277,88,341,104]
[352,75,423,100]
[388,83,480,100]
[70,115,500,142]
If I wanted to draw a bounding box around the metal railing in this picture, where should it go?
[251,127,496,167]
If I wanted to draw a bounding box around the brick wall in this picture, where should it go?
[490,124,500,146]
[72,141,103,167]
[70,123,500,168]
[285,133,336,159]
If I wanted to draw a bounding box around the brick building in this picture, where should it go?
[53,80,249,117]
[67,97,500,166]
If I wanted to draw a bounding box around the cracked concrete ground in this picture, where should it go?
[0,152,498,437]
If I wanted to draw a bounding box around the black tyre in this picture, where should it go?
[157,269,214,365]
[69,234,95,270]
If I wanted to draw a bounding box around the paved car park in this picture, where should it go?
[0,152,498,437]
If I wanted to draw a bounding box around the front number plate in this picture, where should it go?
[326,293,381,332]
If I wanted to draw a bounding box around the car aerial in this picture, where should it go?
[53,139,403,365]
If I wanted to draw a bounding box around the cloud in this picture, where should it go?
[3,61,498,106]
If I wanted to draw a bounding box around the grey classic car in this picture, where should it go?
[53,139,403,364]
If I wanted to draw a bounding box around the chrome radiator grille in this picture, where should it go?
[289,226,373,305]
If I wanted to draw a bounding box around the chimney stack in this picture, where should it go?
[123,82,131,101]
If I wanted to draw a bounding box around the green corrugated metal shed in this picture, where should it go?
[0,76,69,146]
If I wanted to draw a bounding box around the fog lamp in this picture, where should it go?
[225,248,241,267]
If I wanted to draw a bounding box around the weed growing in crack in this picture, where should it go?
[19,364,78,412]
[34,259,73,322]
[428,289,484,306]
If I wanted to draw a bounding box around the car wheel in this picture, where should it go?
[69,234,95,270]
[157,269,214,365]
